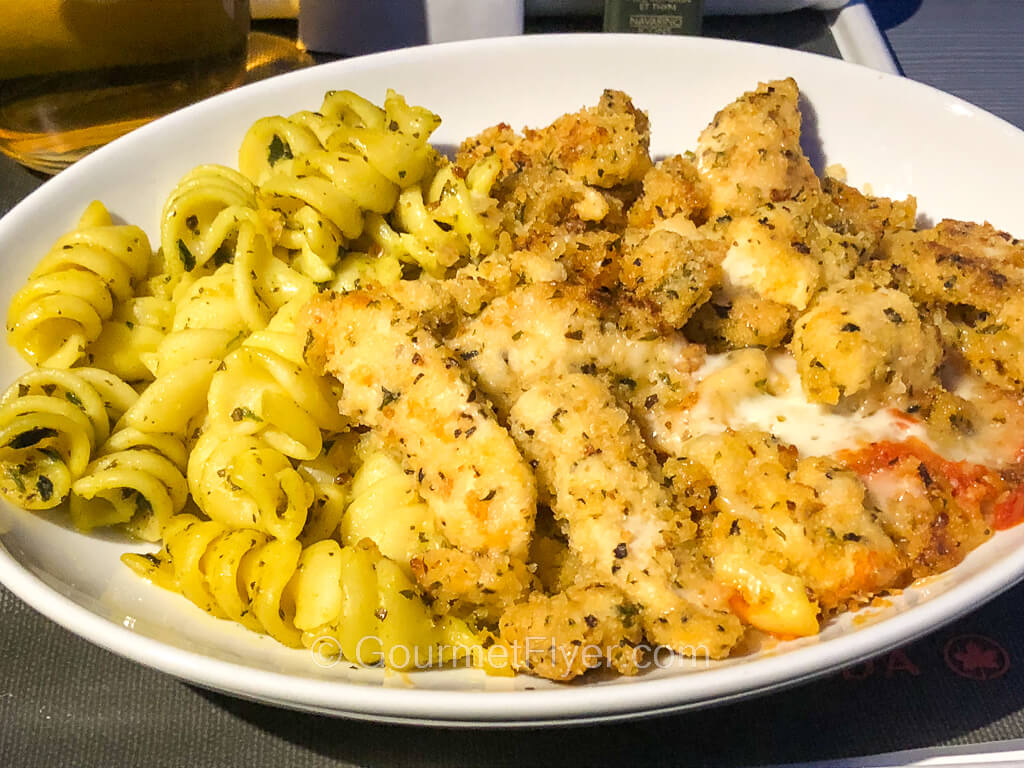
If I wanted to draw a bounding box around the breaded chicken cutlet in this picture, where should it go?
[302,79,1024,680]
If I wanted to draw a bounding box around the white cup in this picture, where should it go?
[299,0,525,56]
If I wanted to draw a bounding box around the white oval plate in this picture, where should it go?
[1,34,1023,727]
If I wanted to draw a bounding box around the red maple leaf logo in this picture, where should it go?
[944,634,1010,680]
[955,642,1001,672]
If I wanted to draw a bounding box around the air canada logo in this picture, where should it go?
[943,634,1011,680]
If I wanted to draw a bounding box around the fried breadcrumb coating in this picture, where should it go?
[293,81,1024,681]
[498,584,644,680]
[301,292,537,560]
[791,280,942,407]
[509,373,743,659]
[697,78,821,217]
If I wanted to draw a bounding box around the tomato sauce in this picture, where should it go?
[838,437,1011,523]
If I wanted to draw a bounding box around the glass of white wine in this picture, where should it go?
[0,0,251,174]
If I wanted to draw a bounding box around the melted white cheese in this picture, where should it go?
[683,352,933,458]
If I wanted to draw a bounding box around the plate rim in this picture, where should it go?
[2,32,1024,726]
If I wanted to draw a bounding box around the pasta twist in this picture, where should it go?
[206,298,346,461]
[86,296,174,382]
[157,164,316,338]
[293,538,472,669]
[0,367,137,509]
[145,266,248,376]
[159,165,258,281]
[7,201,151,368]
[123,515,475,668]
[146,252,314,378]
[120,357,220,440]
[187,427,313,541]
[70,427,188,541]
[296,436,356,547]
[241,90,440,283]
[362,154,502,276]
[341,449,440,575]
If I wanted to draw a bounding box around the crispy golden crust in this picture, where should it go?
[819,176,917,251]
[839,441,1001,579]
[508,373,743,658]
[947,296,1024,390]
[411,548,535,626]
[527,89,652,188]
[879,220,1024,388]
[498,584,644,680]
[618,227,725,331]
[880,219,1024,311]
[294,80,1024,680]
[791,280,942,407]
[627,154,710,229]
[697,78,821,217]
[301,292,537,560]
[685,289,794,352]
[456,89,649,251]
[720,202,825,310]
[685,429,904,617]
[457,90,651,189]
[451,282,701,424]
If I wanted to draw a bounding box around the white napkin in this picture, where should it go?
[526,0,848,15]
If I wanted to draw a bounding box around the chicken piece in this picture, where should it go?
[411,548,534,626]
[528,507,581,594]
[791,280,942,407]
[720,203,824,310]
[497,163,628,245]
[455,121,523,179]
[618,222,725,331]
[451,281,707,459]
[364,244,569,329]
[949,295,1024,390]
[685,194,874,351]
[879,219,1024,312]
[719,198,866,312]
[301,291,537,560]
[509,373,743,659]
[459,89,651,189]
[697,78,821,217]
[685,289,794,352]
[839,439,1002,580]
[627,154,710,229]
[507,87,651,188]
[455,90,649,268]
[540,88,651,188]
[879,220,1024,390]
[498,584,644,680]
[818,176,917,256]
[450,282,701,420]
[684,429,903,629]
[911,386,980,450]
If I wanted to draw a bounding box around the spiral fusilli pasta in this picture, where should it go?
[159,164,258,283]
[86,296,174,382]
[206,298,345,460]
[240,89,440,285]
[7,201,151,368]
[187,428,313,540]
[341,449,440,575]
[360,154,502,276]
[123,515,474,667]
[1,87,520,675]
[296,435,356,547]
[70,427,188,540]
[0,367,137,509]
